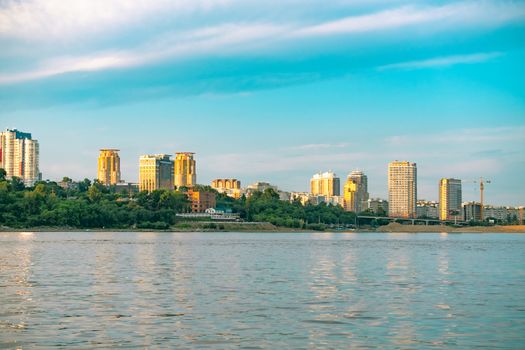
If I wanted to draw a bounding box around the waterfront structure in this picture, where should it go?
[311,171,340,197]
[367,198,389,215]
[463,202,482,221]
[416,200,439,219]
[0,128,40,186]
[138,154,174,192]
[174,152,196,188]
[211,178,242,199]
[97,149,121,185]
[439,178,462,221]
[388,161,417,218]
[188,190,216,213]
[343,170,369,213]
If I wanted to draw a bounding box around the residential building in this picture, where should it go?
[97,149,121,185]
[138,154,174,192]
[367,198,389,215]
[388,161,417,218]
[290,192,312,206]
[484,205,519,223]
[115,182,139,197]
[416,200,439,219]
[188,189,216,213]
[0,128,40,186]
[439,178,462,221]
[311,171,340,197]
[174,152,196,188]
[343,170,369,213]
[463,202,482,221]
[211,178,242,199]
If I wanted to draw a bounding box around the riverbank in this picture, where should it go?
[374,222,525,233]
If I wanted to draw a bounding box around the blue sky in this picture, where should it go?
[0,0,524,205]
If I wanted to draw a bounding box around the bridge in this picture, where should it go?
[355,215,465,227]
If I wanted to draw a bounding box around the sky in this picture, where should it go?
[0,0,524,206]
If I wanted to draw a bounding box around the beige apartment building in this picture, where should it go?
[139,154,174,192]
[439,178,462,221]
[343,170,369,213]
[311,171,340,197]
[97,149,121,185]
[388,161,417,218]
[174,152,196,188]
[0,129,40,186]
[211,178,242,199]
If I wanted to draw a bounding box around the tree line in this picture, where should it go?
[0,170,356,230]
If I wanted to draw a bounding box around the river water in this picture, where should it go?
[1,231,524,349]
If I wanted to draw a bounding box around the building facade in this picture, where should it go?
[188,190,217,213]
[367,198,389,215]
[439,178,462,221]
[310,171,340,197]
[343,170,369,213]
[138,154,174,192]
[0,128,40,186]
[174,152,196,188]
[211,178,242,199]
[463,202,482,221]
[97,149,121,185]
[416,200,439,219]
[388,161,417,218]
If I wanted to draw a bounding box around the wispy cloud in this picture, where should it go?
[292,2,525,37]
[385,126,525,146]
[0,0,232,40]
[378,52,504,71]
[0,23,288,84]
[1,1,524,84]
[289,143,350,151]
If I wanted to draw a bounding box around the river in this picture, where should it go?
[1,231,524,349]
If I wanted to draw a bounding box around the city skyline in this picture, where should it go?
[1,0,524,205]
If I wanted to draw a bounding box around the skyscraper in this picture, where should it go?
[174,152,196,188]
[439,178,462,221]
[388,161,417,218]
[310,171,340,197]
[0,128,40,186]
[343,170,369,213]
[139,154,174,192]
[97,149,121,185]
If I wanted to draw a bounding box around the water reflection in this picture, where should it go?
[0,232,524,349]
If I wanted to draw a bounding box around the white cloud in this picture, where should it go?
[0,0,232,40]
[1,1,525,84]
[378,52,504,71]
[0,23,288,84]
[292,2,525,37]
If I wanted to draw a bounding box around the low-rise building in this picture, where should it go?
[366,198,389,215]
[188,190,217,213]
[416,200,439,219]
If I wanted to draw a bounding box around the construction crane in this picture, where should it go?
[464,177,492,221]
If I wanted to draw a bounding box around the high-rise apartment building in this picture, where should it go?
[139,154,174,192]
[97,149,121,185]
[174,152,196,188]
[311,171,340,197]
[343,170,369,213]
[388,161,417,218]
[439,178,462,221]
[0,129,40,186]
